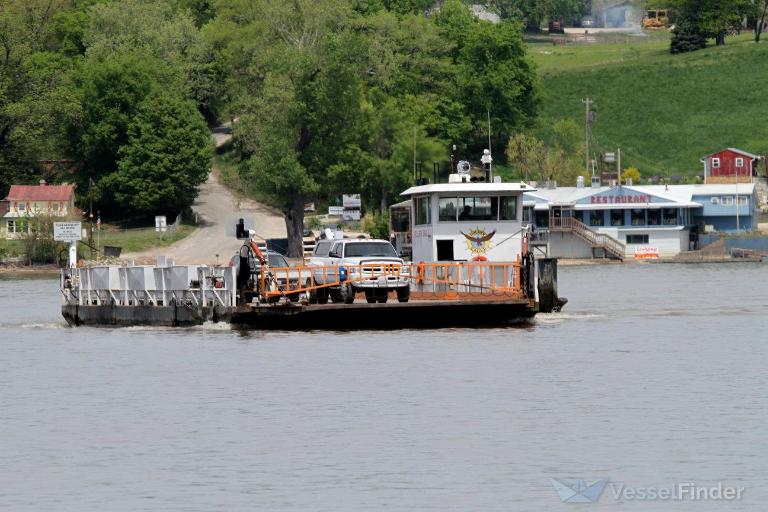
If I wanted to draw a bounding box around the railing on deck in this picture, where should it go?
[260,260,527,301]
[61,266,237,308]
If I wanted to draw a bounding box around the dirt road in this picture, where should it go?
[121,130,286,265]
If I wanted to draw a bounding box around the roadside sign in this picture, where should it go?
[155,215,167,233]
[328,206,344,216]
[342,210,361,221]
[342,194,361,208]
[53,222,82,242]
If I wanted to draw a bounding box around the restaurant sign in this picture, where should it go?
[578,186,666,204]
[590,194,653,205]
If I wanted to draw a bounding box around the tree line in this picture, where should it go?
[0,0,214,221]
[671,0,768,52]
[1,0,547,255]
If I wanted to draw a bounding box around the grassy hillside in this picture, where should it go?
[529,33,768,178]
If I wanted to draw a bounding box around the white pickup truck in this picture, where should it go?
[306,239,410,304]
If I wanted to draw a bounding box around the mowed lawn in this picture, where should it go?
[529,33,768,177]
[97,225,195,253]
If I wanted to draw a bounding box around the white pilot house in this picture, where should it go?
[400,181,531,262]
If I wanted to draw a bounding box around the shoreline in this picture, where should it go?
[2,254,763,278]
[556,256,764,266]
[0,264,62,278]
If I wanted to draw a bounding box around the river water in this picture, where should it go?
[1,263,766,511]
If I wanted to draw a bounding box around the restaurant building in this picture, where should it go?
[523,182,758,258]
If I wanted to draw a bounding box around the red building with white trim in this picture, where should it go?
[700,148,760,184]
[2,180,76,238]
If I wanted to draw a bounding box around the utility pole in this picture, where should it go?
[487,110,493,181]
[582,97,592,175]
[413,126,417,181]
[88,178,94,259]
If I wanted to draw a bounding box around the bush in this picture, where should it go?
[306,216,322,231]
[671,19,706,54]
[363,212,389,239]
[17,215,68,265]
[623,167,641,183]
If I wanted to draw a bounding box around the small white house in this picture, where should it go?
[400,182,532,262]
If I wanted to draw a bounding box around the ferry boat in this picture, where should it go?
[60,156,565,329]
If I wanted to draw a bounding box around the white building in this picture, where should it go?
[524,183,759,258]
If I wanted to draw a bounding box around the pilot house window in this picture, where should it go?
[415,196,430,225]
[458,197,497,221]
[439,198,458,221]
[437,195,520,222]
[499,197,517,220]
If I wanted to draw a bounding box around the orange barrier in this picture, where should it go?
[257,259,525,301]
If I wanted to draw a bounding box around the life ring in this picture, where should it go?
[522,235,529,255]
[472,254,488,262]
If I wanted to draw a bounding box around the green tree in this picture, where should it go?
[670,15,707,54]
[104,92,212,216]
[552,118,581,155]
[85,0,223,118]
[0,0,79,196]
[69,55,157,185]
[489,0,587,31]
[438,1,539,152]
[752,0,768,42]
[505,132,544,180]
[622,166,641,184]
[218,0,539,254]
[671,0,750,48]
[232,0,359,256]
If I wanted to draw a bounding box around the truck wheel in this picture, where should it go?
[306,279,317,304]
[316,287,329,304]
[330,290,344,303]
[341,284,355,304]
[365,291,377,303]
[397,286,410,303]
[374,289,388,303]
